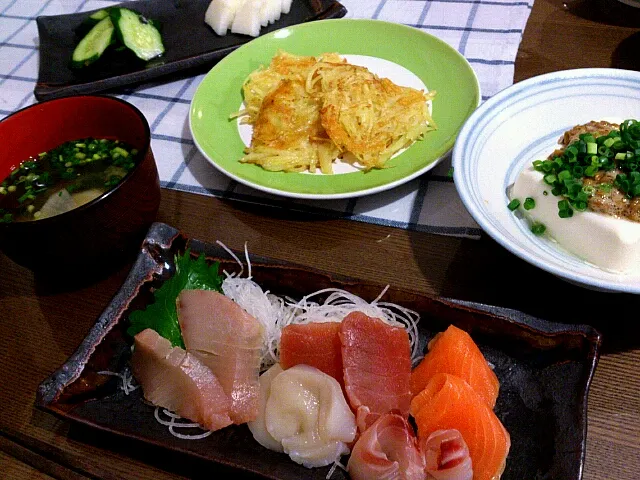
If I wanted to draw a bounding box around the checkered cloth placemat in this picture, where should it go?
[0,0,535,238]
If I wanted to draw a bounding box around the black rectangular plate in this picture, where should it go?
[35,0,347,101]
[36,222,602,480]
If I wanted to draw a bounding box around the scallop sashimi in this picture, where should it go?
[130,328,233,432]
[347,412,426,480]
[410,325,499,408]
[279,321,343,385]
[340,311,413,431]
[177,289,264,424]
[265,364,357,468]
[421,429,473,480]
[411,373,510,480]
[247,363,284,452]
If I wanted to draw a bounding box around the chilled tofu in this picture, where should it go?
[510,166,640,274]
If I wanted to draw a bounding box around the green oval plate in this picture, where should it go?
[189,19,480,200]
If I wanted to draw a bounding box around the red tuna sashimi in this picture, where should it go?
[410,324,499,409]
[347,412,426,480]
[130,328,233,432]
[279,322,343,385]
[340,311,412,431]
[177,290,264,424]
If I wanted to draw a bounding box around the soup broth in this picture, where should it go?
[0,137,139,223]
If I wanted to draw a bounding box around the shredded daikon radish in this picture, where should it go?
[154,407,213,440]
[222,276,293,367]
[98,369,139,395]
[218,241,293,368]
[326,458,347,479]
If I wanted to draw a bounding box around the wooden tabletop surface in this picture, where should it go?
[2,0,639,478]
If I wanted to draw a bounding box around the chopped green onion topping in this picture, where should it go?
[531,223,546,235]
[523,197,536,210]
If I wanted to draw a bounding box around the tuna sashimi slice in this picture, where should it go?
[347,412,426,480]
[279,321,343,385]
[340,311,412,430]
[177,290,264,424]
[410,325,499,408]
[130,328,233,432]
[411,373,510,480]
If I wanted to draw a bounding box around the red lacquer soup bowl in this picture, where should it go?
[0,95,160,275]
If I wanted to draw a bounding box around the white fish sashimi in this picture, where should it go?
[130,328,233,432]
[265,364,357,468]
[177,289,264,424]
[247,364,285,452]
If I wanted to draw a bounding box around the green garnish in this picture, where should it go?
[530,119,640,218]
[127,249,224,348]
[531,223,546,235]
[523,197,536,210]
[507,198,520,211]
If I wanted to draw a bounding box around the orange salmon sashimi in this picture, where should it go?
[340,311,413,431]
[279,321,344,387]
[410,325,499,408]
[411,373,510,480]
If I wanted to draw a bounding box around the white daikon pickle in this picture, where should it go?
[259,0,270,27]
[204,0,242,36]
[246,364,284,452]
[281,0,293,15]
[268,0,282,24]
[231,0,262,37]
[265,364,357,468]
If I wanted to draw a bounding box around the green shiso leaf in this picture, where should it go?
[127,248,224,348]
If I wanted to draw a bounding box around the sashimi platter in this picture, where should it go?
[36,223,602,480]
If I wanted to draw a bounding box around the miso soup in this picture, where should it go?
[0,137,139,223]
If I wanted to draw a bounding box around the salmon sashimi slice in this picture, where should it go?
[279,321,343,386]
[340,311,412,431]
[410,325,499,408]
[411,373,510,480]
[130,328,233,432]
[421,429,473,480]
[177,289,265,424]
[347,412,426,480]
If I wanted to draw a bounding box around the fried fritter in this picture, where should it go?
[240,79,339,173]
[234,50,436,173]
[316,62,435,169]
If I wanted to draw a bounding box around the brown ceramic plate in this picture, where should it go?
[34,0,347,101]
[36,222,602,480]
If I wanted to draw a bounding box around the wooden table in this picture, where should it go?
[2,0,639,478]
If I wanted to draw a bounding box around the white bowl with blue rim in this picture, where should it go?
[452,68,640,293]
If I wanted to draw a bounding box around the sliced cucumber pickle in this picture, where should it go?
[75,8,110,37]
[110,8,165,62]
[70,16,115,69]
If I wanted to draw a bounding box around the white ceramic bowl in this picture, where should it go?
[452,68,640,293]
